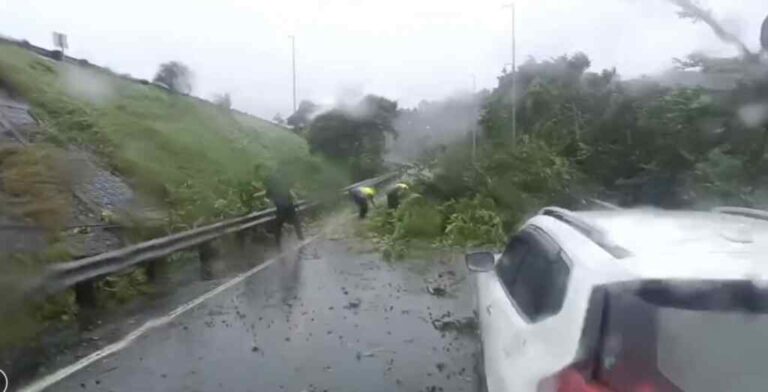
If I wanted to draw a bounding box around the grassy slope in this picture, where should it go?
[0,43,311,228]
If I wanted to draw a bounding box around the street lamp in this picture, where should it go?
[471,73,478,162]
[290,35,297,114]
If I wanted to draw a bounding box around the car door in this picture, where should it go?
[478,227,571,392]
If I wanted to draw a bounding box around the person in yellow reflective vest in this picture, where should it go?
[349,186,376,218]
[386,183,409,209]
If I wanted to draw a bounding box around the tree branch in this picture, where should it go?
[668,0,755,58]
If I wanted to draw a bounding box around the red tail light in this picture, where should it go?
[549,369,614,392]
[539,367,659,392]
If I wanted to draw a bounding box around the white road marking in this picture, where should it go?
[19,236,319,392]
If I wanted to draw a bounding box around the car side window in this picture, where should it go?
[495,235,529,289]
[497,228,571,323]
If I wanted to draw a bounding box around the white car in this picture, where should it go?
[466,206,768,392]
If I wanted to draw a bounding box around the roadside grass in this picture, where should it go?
[0,144,72,231]
[0,43,353,358]
[0,42,316,229]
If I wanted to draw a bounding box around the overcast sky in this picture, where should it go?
[1,0,766,119]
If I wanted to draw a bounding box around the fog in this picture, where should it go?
[739,103,768,129]
[62,65,115,104]
[1,0,767,120]
[389,93,486,163]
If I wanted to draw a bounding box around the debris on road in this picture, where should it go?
[39,234,479,391]
[430,312,478,335]
[426,285,447,297]
[425,270,465,298]
[344,298,362,310]
[355,347,394,360]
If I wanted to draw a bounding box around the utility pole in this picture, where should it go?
[290,35,297,114]
[471,73,478,162]
[503,3,517,143]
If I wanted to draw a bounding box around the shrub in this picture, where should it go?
[442,196,505,248]
[392,195,443,240]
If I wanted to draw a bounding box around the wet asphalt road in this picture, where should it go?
[48,230,481,391]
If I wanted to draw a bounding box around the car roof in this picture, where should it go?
[570,208,768,280]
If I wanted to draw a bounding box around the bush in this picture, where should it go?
[442,196,505,248]
[693,148,750,206]
[429,138,578,230]
[392,195,443,240]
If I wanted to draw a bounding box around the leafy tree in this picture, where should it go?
[369,6,768,253]
[481,52,597,142]
[153,61,193,94]
[307,95,398,179]
[669,0,755,59]
[286,100,318,129]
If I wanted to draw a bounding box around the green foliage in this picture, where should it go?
[693,148,750,205]
[392,195,443,240]
[403,48,768,247]
[307,95,397,180]
[0,145,72,231]
[442,197,505,248]
[366,193,505,259]
[0,43,323,229]
[153,61,193,94]
[98,268,151,305]
[286,100,318,129]
[482,53,599,141]
[366,210,404,261]
[366,194,443,261]
[426,138,578,230]
[635,88,721,175]
[477,51,755,209]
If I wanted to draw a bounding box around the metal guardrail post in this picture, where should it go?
[146,257,169,283]
[235,229,249,249]
[199,242,218,280]
[74,280,98,309]
[32,170,401,299]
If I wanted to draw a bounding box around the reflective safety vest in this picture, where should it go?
[359,187,376,198]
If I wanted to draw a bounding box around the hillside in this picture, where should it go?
[0,41,315,236]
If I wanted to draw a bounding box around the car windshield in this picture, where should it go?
[2,1,768,391]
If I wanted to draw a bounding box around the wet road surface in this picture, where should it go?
[44,228,481,391]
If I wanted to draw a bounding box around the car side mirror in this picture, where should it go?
[465,251,495,273]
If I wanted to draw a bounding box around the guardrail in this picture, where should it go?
[33,172,399,308]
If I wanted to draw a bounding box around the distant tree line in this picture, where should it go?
[422,6,768,235]
[285,96,398,180]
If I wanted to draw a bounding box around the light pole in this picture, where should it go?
[471,74,478,162]
[290,35,297,114]
[503,3,517,143]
